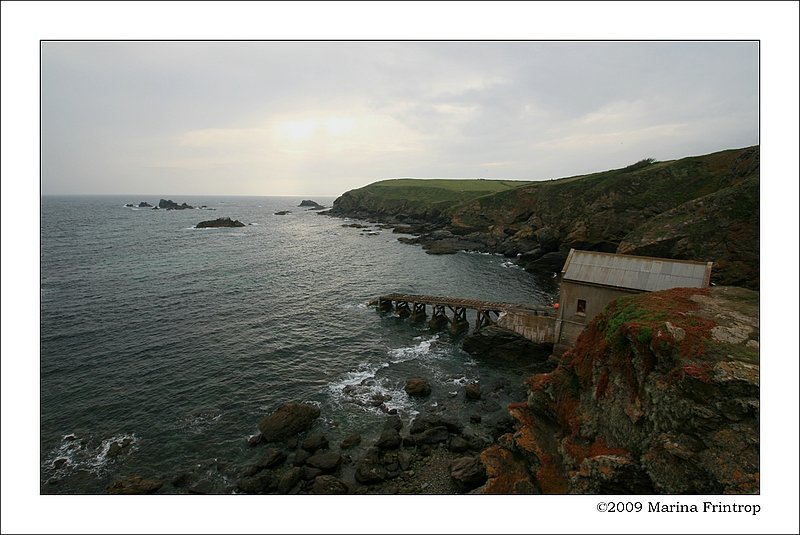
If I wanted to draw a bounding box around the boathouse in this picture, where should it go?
[553,249,713,354]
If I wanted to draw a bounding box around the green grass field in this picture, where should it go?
[363,178,532,205]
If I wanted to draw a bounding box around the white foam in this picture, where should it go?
[43,432,139,478]
[328,364,417,418]
[387,334,441,364]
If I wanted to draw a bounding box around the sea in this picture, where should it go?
[40,195,559,494]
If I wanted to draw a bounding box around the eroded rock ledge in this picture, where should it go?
[479,286,759,494]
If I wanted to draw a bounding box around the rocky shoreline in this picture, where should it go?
[321,209,569,276]
[104,328,556,495]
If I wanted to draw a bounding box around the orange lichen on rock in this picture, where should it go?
[480,445,536,494]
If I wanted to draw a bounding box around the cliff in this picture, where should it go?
[479,286,759,494]
[327,146,760,289]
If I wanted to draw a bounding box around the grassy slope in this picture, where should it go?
[329,178,532,218]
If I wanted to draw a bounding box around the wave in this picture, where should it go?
[328,364,417,419]
[387,334,441,364]
[42,432,139,481]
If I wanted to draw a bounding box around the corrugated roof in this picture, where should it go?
[562,249,712,291]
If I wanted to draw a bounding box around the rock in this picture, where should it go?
[302,466,323,481]
[449,456,488,492]
[383,414,403,431]
[448,436,472,453]
[410,414,463,435]
[274,210,292,215]
[470,413,482,424]
[106,476,164,494]
[465,382,482,400]
[355,458,388,484]
[158,199,193,210]
[138,201,152,208]
[483,412,516,439]
[195,217,245,228]
[404,378,432,397]
[258,403,320,443]
[291,449,312,466]
[277,467,303,494]
[414,426,450,445]
[106,437,133,458]
[257,448,287,469]
[247,433,264,447]
[171,473,192,488]
[310,475,349,494]
[523,251,567,272]
[302,433,329,453]
[299,200,326,210]
[306,452,342,473]
[376,428,402,450]
[187,480,214,495]
[237,473,274,494]
[124,203,134,207]
[462,325,550,362]
[340,432,362,450]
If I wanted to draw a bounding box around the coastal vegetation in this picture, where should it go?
[327,145,759,289]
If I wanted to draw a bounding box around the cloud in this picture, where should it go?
[40,41,759,195]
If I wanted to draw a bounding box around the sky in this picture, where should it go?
[41,40,759,196]
[3,2,800,535]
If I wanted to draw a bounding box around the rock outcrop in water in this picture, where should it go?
[257,402,321,443]
[195,217,246,228]
[159,198,194,210]
[478,286,759,494]
[299,200,326,209]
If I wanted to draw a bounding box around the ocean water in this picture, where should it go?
[40,195,559,494]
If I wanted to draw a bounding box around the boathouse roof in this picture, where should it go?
[561,249,712,292]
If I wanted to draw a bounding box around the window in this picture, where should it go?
[576,299,587,316]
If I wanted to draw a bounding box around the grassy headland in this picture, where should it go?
[327,146,759,289]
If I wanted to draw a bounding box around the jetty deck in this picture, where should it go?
[374,293,555,333]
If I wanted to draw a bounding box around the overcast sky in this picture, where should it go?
[41,40,759,196]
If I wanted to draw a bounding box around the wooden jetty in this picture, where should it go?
[374,293,555,334]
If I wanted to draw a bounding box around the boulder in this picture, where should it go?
[258,403,321,443]
[310,475,349,494]
[106,475,163,495]
[465,382,482,400]
[277,467,303,494]
[448,436,472,453]
[449,456,488,492]
[302,432,329,453]
[410,414,463,435]
[462,325,550,362]
[414,426,450,445]
[375,428,402,450]
[404,378,431,397]
[196,217,245,228]
[256,448,287,469]
[355,458,388,484]
[237,472,274,494]
[340,432,362,450]
[274,210,291,215]
[306,452,343,473]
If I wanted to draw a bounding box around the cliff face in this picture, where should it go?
[328,146,760,289]
[480,286,759,494]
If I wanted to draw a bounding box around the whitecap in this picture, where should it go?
[43,432,139,477]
